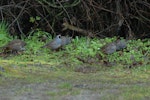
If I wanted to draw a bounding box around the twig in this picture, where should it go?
[9,0,29,33]
[62,22,94,37]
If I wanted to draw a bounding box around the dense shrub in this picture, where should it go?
[0,0,149,38]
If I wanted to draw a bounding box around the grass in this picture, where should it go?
[0,21,12,45]
[0,24,149,99]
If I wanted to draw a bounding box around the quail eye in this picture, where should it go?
[58,35,61,38]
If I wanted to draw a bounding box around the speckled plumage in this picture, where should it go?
[1,39,26,53]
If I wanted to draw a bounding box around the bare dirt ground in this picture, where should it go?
[0,73,150,100]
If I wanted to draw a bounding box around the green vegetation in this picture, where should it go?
[0,21,12,44]
[0,24,149,99]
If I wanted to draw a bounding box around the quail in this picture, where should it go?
[115,39,127,51]
[41,35,62,50]
[101,42,117,54]
[60,36,72,47]
[1,39,26,54]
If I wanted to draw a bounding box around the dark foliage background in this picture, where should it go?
[0,0,149,39]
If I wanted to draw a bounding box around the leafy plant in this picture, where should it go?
[29,16,41,23]
[0,21,12,44]
[25,30,50,54]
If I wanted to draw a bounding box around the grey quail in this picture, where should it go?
[60,36,72,47]
[115,39,127,51]
[41,35,62,50]
[101,42,117,54]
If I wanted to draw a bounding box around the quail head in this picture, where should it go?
[1,39,26,54]
[115,39,127,51]
[101,42,117,54]
[41,35,62,50]
[60,36,72,47]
